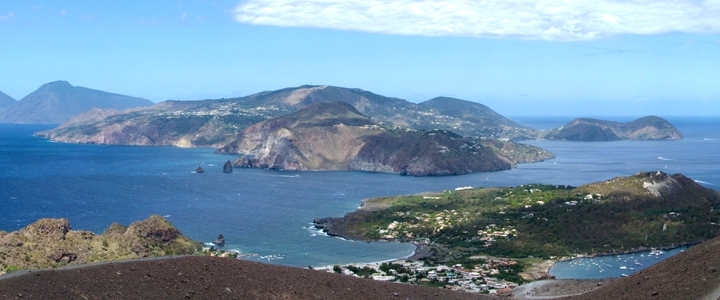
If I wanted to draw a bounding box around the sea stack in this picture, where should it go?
[213,234,225,246]
[223,160,233,173]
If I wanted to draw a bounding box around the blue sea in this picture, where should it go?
[1,116,719,277]
[550,247,688,279]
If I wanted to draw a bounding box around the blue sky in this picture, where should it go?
[1,1,719,116]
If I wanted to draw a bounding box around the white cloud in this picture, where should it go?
[0,12,14,21]
[59,9,67,16]
[232,0,720,41]
[181,13,188,21]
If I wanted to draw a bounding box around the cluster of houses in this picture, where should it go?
[323,257,520,295]
[166,102,280,118]
[475,225,517,247]
[376,208,519,243]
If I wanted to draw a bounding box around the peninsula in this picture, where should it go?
[315,171,719,259]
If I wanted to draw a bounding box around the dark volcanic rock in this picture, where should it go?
[213,234,225,246]
[0,256,487,300]
[146,227,180,242]
[49,249,77,263]
[222,160,233,173]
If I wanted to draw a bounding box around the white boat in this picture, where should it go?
[619,266,627,270]
[621,274,628,277]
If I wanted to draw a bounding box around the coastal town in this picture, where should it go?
[316,256,529,296]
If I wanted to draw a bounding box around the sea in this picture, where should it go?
[1,116,718,278]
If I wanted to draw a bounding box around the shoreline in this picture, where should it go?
[312,241,428,270]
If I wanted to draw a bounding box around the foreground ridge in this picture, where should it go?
[0,256,488,300]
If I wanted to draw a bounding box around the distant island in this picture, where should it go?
[34,84,684,148]
[36,85,542,147]
[542,116,683,141]
[215,102,554,176]
[0,81,153,124]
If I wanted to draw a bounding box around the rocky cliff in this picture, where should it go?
[216,102,553,176]
[543,116,683,141]
[0,81,154,124]
[0,215,199,272]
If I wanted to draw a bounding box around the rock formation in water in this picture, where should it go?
[213,234,225,246]
[223,160,233,173]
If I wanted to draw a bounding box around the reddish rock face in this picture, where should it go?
[49,249,77,263]
[146,227,179,242]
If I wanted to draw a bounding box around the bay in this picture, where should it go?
[549,247,688,279]
[1,116,718,272]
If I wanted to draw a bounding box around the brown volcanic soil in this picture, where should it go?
[568,235,720,300]
[0,256,493,300]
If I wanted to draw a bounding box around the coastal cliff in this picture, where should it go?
[216,102,553,176]
[0,215,199,273]
[543,116,683,141]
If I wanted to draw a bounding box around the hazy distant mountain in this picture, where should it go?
[0,90,16,111]
[543,116,683,141]
[216,102,553,176]
[37,85,539,147]
[0,81,154,124]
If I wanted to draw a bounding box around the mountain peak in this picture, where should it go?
[36,80,74,92]
[0,81,153,124]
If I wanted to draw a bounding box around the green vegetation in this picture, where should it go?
[343,173,720,259]
[346,265,377,277]
[4,265,19,273]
